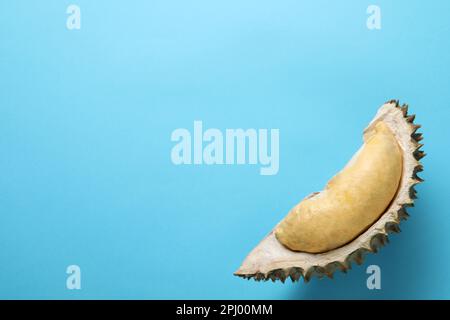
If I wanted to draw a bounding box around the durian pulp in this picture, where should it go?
[275,121,403,253]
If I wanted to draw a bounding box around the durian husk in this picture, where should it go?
[234,100,424,282]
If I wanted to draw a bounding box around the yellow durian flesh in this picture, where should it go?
[275,121,403,253]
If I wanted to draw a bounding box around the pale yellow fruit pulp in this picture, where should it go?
[275,121,403,253]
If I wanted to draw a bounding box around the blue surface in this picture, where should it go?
[0,1,449,299]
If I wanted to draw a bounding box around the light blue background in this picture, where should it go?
[0,1,448,299]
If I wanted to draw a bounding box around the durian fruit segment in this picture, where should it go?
[234,100,424,282]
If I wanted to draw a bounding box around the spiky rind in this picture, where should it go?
[234,100,424,282]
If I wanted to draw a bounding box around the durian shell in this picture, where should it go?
[234,100,424,283]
